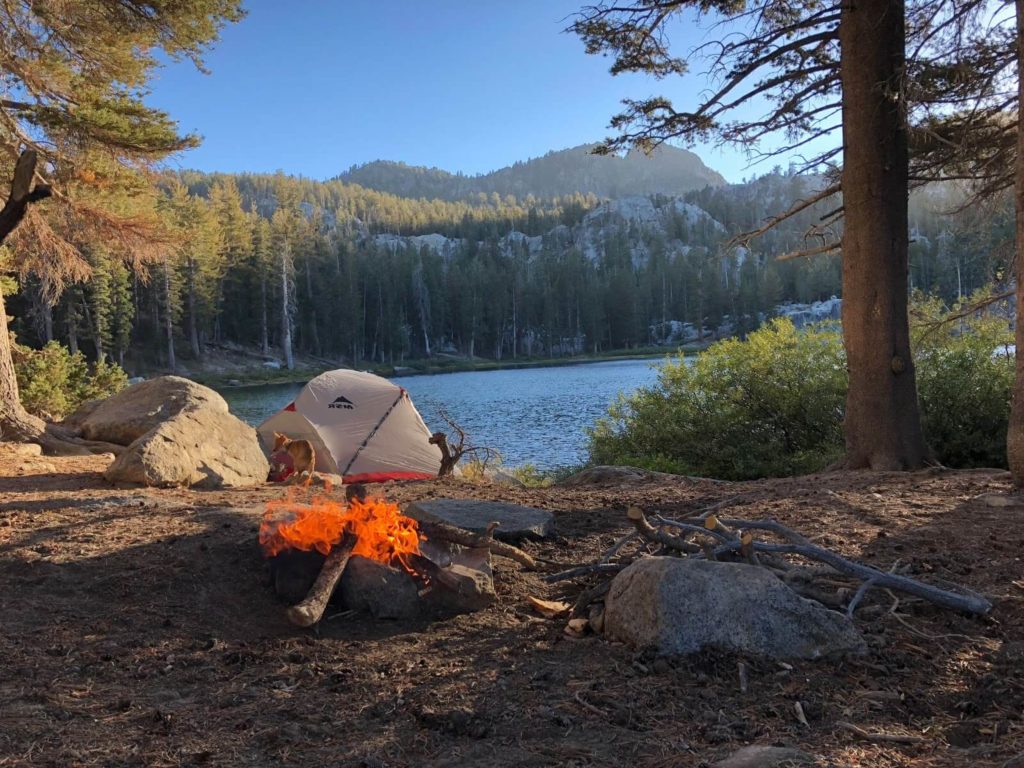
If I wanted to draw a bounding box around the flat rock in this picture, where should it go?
[70,376,229,445]
[712,745,816,768]
[604,557,865,660]
[104,408,268,488]
[405,499,554,541]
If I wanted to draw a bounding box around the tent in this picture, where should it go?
[257,369,441,483]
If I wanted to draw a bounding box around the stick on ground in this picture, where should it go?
[836,721,927,745]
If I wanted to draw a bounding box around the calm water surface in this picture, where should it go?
[219,358,662,469]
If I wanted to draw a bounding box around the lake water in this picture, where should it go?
[219,358,663,469]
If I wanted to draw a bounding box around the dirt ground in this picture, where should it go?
[1,450,1022,768]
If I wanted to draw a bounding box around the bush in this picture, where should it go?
[588,319,847,480]
[12,340,129,421]
[912,293,1014,468]
[589,295,1016,480]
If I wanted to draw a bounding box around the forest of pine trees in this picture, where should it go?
[4,167,1010,375]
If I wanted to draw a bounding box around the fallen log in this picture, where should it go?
[287,532,357,627]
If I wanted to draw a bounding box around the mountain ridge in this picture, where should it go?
[335,143,727,202]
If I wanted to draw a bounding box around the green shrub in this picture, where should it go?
[12,340,128,421]
[912,293,1014,468]
[589,295,1016,480]
[588,319,847,480]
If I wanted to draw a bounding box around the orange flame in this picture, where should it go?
[259,491,424,569]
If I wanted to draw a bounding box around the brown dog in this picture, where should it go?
[272,432,316,485]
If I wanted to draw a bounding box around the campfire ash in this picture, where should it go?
[260,490,497,625]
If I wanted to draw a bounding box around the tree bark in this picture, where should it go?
[0,150,50,443]
[281,244,294,370]
[81,297,104,363]
[304,257,321,356]
[838,0,928,470]
[163,262,176,372]
[260,273,270,356]
[1008,0,1024,486]
[187,258,201,359]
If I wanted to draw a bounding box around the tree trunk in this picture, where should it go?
[304,258,321,356]
[0,291,45,441]
[187,258,201,359]
[838,0,927,470]
[281,246,294,370]
[67,303,79,355]
[164,262,176,372]
[38,282,53,343]
[1008,0,1024,486]
[82,298,104,363]
[260,273,270,356]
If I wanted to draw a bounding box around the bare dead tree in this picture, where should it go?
[429,407,500,477]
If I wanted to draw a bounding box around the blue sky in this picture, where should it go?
[147,1,816,184]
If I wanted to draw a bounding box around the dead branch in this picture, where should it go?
[627,506,701,554]
[730,183,840,249]
[836,721,927,745]
[430,407,501,477]
[571,580,612,617]
[599,531,639,563]
[776,240,842,262]
[544,562,627,584]
[641,508,992,615]
[418,518,537,570]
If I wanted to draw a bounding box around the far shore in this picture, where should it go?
[184,344,706,390]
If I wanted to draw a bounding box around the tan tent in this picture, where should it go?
[257,369,441,483]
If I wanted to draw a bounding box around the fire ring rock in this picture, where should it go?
[405,499,555,542]
[604,557,866,660]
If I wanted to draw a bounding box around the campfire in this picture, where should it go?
[260,489,500,626]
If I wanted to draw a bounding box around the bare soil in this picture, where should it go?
[1,450,1022,767]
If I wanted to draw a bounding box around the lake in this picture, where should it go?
[219,358,663,469]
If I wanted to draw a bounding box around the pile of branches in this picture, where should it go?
[547,505,992,620]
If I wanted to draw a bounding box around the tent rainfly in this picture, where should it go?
[257,369,441,483]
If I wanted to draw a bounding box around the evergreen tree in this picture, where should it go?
[0,0,243,445]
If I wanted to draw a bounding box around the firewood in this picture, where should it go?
[631,507,993,616]
[626,506,701,553]
[287,533,357,627]
[571,579,612,616]
[418,519,537,570]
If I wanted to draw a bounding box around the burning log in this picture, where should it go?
[287,532,357,627]
[261,491,498,623]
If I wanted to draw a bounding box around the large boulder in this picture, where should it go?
[104,408,268,489]
[604,557,865,660]
[70,376,228,445]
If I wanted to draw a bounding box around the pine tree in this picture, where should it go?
[572,0,931,470]
[0,0,243,445]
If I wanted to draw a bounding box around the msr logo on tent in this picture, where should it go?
[328,395,354,410]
